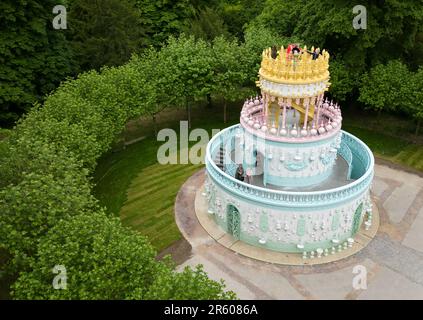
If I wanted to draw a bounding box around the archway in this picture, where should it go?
[351,202,364,235]
[227,204,241,240]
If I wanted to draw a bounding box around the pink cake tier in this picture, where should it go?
[240,95,342,143]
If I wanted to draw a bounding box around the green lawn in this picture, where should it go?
[343,125,423,171]
[93,102,423,253]
[93,100,240,251]
[120,162,203,251]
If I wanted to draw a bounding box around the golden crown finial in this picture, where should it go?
[259,45,330,84]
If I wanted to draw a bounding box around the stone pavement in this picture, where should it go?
[174,164,423,299]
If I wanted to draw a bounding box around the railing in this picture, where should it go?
[338,138,353,179]
[224,136,237,176]
[206,125,374,208]
[240,97,342,143]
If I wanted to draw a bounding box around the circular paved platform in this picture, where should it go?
[175,166,423,299]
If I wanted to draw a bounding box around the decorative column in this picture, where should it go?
[303,99,310,129]
[315,94,323,124]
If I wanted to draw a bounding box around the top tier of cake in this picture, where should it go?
[258,46,331,99]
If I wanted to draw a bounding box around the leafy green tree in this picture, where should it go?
[211,37,247,122]
[41,70,131,162]
[12,212,235,300]
[0,0,73,126]
[186,6,230,41]
[251,0,423,97]
[402,67,423,136]
[328,59,360,102]
[217,0,266,40]
[358,60,411,116]
[0,138,97,274]
[160,35,215,128]
[132,0,195,47]
[123,48,184,135]
[146,264,236,300]
[68,0,146,72]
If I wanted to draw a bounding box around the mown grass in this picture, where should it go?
[120,163,203,251]
[93,100,240,250]
[343,124,423,171]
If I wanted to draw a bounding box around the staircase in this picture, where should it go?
[214,145,225,171]
[291,102,315,124]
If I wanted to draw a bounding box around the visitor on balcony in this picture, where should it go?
[235,164,245,182]
[271,45,278,59]
[307,47,320,60]
[245,167,253,184]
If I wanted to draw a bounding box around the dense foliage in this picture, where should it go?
[0,0,73,125]
[359,61,423,135]
[0,36,245,298]
[252,0,423,100]
[2,0,422,126]
[12,212,235,299]
[67,0,146,72]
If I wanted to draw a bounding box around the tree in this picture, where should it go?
[251,0,423,97]
[67,0,146,72]
[186,6,230,41]
[12,212,235,300]
[132,0,195,47]
[0,0,73,126]
[41,70,132,162]
[0,140,97,273]
[217,0,266,40]
[403,67,423,136]
[145,264,237,300]
[358,60,411,117]
[211,37,247,123]
[328,59,360,102]
[160,35,215,128]
[125,48,183,135]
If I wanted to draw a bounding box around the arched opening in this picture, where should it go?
[227,204,241,240]
[351,202,364,235]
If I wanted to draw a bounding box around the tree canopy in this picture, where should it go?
[12,212,236,299]
[67,0,146,72]
[0,0,73,126]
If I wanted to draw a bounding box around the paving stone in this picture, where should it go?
[358,266,423,300]
[294,259,376,300]
[402,207,423,253]
[206,250,304,300]
[383,184,420,223]
[175,165,423,299]
[178,255,257,300]
[371,177,389,197]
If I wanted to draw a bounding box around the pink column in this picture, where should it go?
[315,95,322,124]
[303,102,309,129]
[263,93,268,121]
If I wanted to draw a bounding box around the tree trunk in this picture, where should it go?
[206,93,212,109]
[223,99,227,124]
[186,97,191,129]
[377,109,382,124]
[152,114,158,137]
[415,118,421,137]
